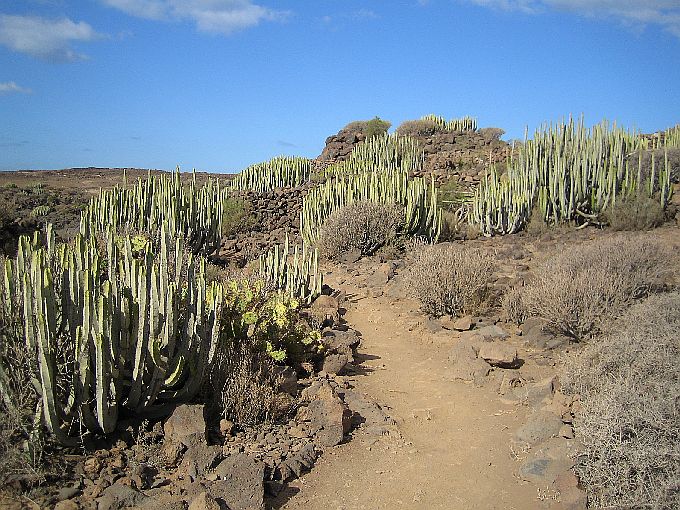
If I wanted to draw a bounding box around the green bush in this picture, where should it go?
[562,292,680,509]
[364,116,391,139]
[221,197,255,238]
[603,192,665,231]
[318,201,403,260]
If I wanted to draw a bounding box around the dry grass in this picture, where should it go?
[505,234,671,340]
[318,201,403,260]
[404,243,495,317]
[207,342,287,426]
[562,292,680,509]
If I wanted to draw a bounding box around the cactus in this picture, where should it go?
[80,169,228,255]
[319,133,423,179]
[421,114,477,132]
[229,156,313,192]
[31,205,50,218]
[258,235,322,304]
[301,170,440,244]
[472,117,675,235]
[5,225,224,445]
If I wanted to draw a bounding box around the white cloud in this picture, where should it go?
[0,14,102,61]
[0,81,32,94]
[102,0,288,35]
[465,0,680,37]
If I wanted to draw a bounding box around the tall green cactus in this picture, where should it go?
[421,114,477,132]
[258,235,322,304]
[301,170,440,243]
[319,133,423,179]
[472,117,675,235]
[6,225,223,445]
[229,156,313,192]
[80,169,228,255]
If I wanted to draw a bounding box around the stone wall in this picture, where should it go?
[216,186,309,266]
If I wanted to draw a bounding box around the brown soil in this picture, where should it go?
[272,266,558,510]
[0,168,222,195]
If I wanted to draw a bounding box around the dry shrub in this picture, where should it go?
[478,127,505,141]
[604,193,665,231]
[506,234,670,340]
[319,201,403,260]
[207,342,287,426]
[562,292,680,509]
[404,243,495,317]
[525,205,550,236]
[395,119,439,137]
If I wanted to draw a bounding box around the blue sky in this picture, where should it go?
[1,1,679,173]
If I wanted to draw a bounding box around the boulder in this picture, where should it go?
[450,357,491,383]
[273,365,298,395]
[180,443,223,478]
[367,262,396,287]
[514,410,563,445]
[211,454,265,509]
[514,376,558,407]
[309,295,340,326]
[321,353,350,375]
[164,405,207,446]
[188,492,221,510]
[477,342,519,368]
[54,502,79,510]
[453,315,473,331]
[96,481,149,510]
[298,380,352,447]
[475,325,509,340]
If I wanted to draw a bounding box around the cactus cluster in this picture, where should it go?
[472,117,675,235]
[229,156,313,192]
[421,114,477,132]
[258,235,322,304]
[80,170,228,255]
[652,124,680,149]
[2,225,223,445]
[31,205,50,218]
[301,170,440,243]
[320,133,423,179]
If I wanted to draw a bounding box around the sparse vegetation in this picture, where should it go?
[318,201,403,260]
[405,243,495,317]
[603,191,665,230]
[395,118,439,137]
[211,343,287,425]
[364,116,391,139]
[505,234,671,340]
[221,196,255,238]
[562,292,680,509]
[395,114,477,136]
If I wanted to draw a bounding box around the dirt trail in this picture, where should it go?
[272,279,550,510]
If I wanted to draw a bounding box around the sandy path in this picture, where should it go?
[271,285,546,510]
